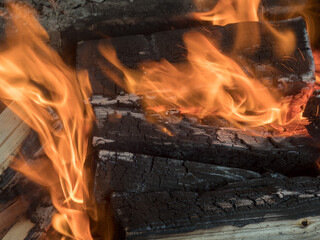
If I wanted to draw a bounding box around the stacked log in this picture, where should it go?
[0,1,317,239]
[75,15,320,239]
[0,111,54,239]
[111,177,320,239]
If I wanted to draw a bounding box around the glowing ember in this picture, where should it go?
[0,4,98,239]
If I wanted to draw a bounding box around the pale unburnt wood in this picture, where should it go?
[0,198,30,238]
[0,103,30,175]
[2,217,35,240]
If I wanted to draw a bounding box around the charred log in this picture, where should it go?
[94,150,262,202]
[91,94,319,177]
[111,176,320,240]
[77,17,315,114]
[2,0,308,50]
[303,89,320,139]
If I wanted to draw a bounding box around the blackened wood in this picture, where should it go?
[262,0,310,20]
[94,150,261,202]
[91,94,319,177]
[111,176,320,239]
[77,17,315,107]
[24,195,56,240]
[303,89,320,139]
[16,0,308,50]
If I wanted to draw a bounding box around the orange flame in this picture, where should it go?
[193,0,296,57]
[100,31,306,132]
[98,0,311,134]
[98,0,307,134]
[0,4,97,239]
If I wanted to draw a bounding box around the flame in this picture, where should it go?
[0,4,98,239]
[100,31,307,132]
[98,0,308,134]
[193,0,260,25]
[193,0,296,56]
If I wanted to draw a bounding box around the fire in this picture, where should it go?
[98,0,306,133]
[193,0,296,57]
[193,0,260,25]
[0,4,98,239]
[100,33,303,130]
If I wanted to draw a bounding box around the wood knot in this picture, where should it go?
[300,219,310,227]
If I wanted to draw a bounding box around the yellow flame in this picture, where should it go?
[193,0,296,57]
[100,32,306,131]
[98,0,309,134]
[0,4,97,239]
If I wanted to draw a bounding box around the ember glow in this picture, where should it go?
[99,0,308,133]
[0,4,96,239]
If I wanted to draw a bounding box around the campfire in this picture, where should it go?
[0,0,320,239]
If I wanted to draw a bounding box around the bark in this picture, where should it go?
[91,94,319,177]
[110,176,320,239]
[94,150,262,202]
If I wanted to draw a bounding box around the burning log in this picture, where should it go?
[77,17,315,101]
[303,89,320,139]
[110,176,320,239]
[90,94,319,177]
[94,150,262,202]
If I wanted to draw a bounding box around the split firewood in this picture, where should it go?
[94,150,262,202]
[0,129,40,204]
[91,94,319,177]
[0,102,30,176]
[0,191,55,240]
[2,217,35,240]
[110,176,320,240]
[0,198,30,238]
[23,194,56,240]
[0,103,35,213]
[0,113,53,240]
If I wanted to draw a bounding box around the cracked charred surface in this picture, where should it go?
[91,94,319,178]
[94,150,262,202]
[303,89,320,139]
[111,176,320,239]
